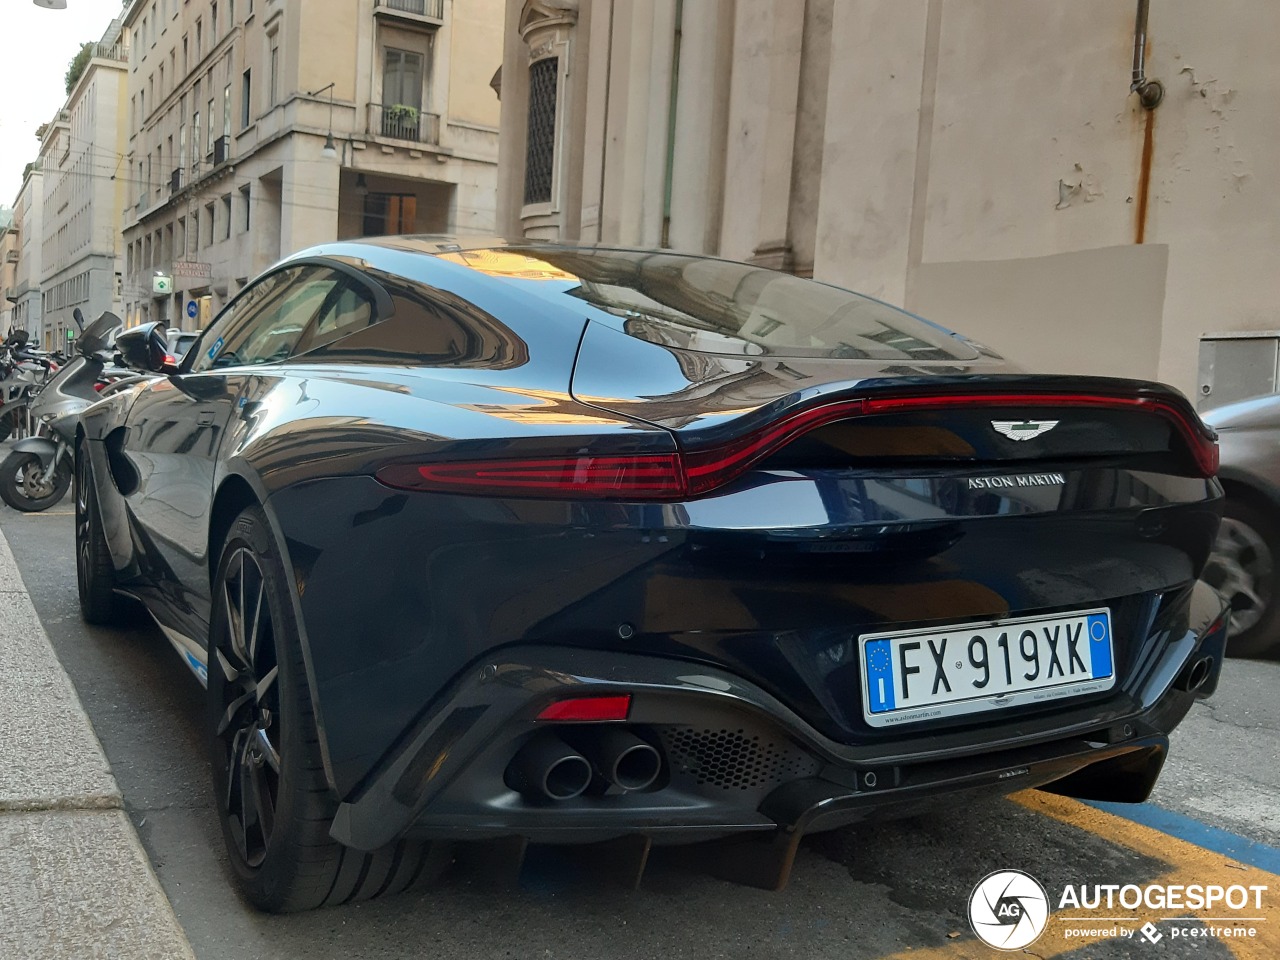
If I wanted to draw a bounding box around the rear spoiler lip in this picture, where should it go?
[668,375,1219,488]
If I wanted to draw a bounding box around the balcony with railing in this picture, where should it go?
[92,41,130,63]
[368,103,440,145]
[373,0,444,24]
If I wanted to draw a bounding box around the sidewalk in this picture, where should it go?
[0,525,196,960]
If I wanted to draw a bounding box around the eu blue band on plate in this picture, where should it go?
[865,638,895,713]
[1087,613,1112,679]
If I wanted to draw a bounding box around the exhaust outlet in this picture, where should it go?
[1176,656,1214,693]
[573,728,662,792]
[505,734,592,801]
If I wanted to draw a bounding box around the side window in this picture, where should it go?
[190,266,339,371]
[292,280,375,356]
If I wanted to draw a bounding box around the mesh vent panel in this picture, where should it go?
[660,727,818,791]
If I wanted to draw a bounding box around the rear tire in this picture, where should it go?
[75,439,122,625]
[208,505,448,912]
[0,450,72,512]
[1205,496,1280,658]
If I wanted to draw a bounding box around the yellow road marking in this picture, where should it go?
[879,791,1277,959]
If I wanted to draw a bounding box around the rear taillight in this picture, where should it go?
[376,455,685,499]
[375,390,1218,500]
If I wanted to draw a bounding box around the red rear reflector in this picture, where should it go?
[536,695,632,722]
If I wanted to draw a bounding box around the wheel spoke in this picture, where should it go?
[216,688,255,737]
[246,569,264,664]
[255,665,278,704]
[246,759,276,842]
[238,751,260,843]
[224,727,247,813]
[223,578,247,668]
[214,647,240,683]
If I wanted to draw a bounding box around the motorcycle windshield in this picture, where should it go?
[77,312,123,357]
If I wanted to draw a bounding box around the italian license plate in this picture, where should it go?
[860,608,1115,727]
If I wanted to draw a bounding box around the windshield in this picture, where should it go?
[77,312,123,356]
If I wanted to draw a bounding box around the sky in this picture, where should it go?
[0,0,123,206]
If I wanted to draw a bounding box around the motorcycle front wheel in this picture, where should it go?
[0,451,73,512]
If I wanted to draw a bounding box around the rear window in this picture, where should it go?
[491,248,977,362]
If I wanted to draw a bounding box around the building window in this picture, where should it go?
[195,18,202,58]
[222,195,232,240]
[523,57,558,206]
[240,184,251,231]
[191,110,201,170]
[382,48,423,111]
[241,69,252,127]
[223,83,231,137]
[207,97,215,153]
[205,203,215,246]
[362,194,416,236]
[211,2,218,39]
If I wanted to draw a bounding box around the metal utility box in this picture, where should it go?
[1198,332,1280,411]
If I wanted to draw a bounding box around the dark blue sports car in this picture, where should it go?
[78,238,1228,911]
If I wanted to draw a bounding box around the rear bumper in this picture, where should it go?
[330,580,1227,852]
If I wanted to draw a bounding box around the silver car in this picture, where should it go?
[1204,395,1280,656]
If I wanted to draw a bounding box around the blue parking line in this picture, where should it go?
[1084,800,1280,875]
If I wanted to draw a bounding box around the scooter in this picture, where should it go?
[0,309,131,512]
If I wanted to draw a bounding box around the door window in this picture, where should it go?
[189,266,341,371]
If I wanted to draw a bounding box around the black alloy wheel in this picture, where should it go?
[75,439,121,624]
[212,542,282,870]
[209,506,448,912]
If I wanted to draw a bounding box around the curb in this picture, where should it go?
[0,520,198,960]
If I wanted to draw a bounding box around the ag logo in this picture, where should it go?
[991,420,1058,441]
[968,869,1050,950]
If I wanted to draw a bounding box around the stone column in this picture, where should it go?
[718,0,805,269]
[667,0,734,254]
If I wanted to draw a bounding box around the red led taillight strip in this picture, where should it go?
[374,390,1217,500]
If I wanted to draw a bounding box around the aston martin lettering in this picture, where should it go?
[992,420,1059,440]
[968,473,1066,490]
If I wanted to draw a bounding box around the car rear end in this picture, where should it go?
[267,246,1227,884]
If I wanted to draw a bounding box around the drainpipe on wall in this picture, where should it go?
[661,0,683,248]
[1131,0,1164,109]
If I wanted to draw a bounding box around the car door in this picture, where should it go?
[122,264,345,630]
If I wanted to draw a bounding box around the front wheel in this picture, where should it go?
[0,450,72,512]
[208,506,446,912]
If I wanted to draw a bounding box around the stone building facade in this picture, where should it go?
[495,0,1280,399]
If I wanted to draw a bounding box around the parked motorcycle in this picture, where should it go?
[0,310,129,512]
[0,329,60,442]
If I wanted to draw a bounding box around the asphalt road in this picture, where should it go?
[3,502,1278,960]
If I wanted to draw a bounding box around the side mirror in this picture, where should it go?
[115,322,178,375]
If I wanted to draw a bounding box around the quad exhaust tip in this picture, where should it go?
[506,728,663,801]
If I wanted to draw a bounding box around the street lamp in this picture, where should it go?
[308,82,339,160]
